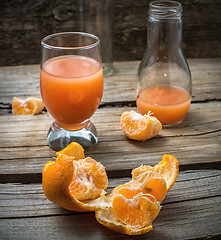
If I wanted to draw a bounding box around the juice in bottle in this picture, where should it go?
[136,86,191,124]
[40,55,103,130]
[136,1,192,126]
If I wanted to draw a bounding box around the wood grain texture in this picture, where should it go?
[0,102,220,182]
[0,59,220,115]
[0,0,221,66]
[114,0,221,60]
[0,59,220,239]
[0,170,221,239]
[1,170,220,218]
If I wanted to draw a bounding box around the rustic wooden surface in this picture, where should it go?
[0,59,221,239]
[0,0,221,66]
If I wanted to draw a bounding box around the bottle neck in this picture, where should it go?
[148,17,182,49]
[147,1,182,52]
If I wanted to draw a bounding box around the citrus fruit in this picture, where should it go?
[42,142,179,235]
[95,154,179,235]
[121,110,162,141]
[95,187,161,235]
[132,154,179,191]
[95,205,154,235]
[56,141,85,160]
[42,153,108,212]
[134,171,167,202]
[111,171,167,203]
[69,157,108,201]
[153,154,179,191]
[12,97,44,115]
[112,192,160,228]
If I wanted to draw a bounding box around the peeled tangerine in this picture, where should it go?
[42,142,108,212]
[12,97,44,115]
[121,110,162,141]
[42,142,179,235]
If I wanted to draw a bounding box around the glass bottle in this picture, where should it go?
[76,0,114,76]
[136,0,192,126]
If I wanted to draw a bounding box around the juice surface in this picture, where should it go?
[136,86,191,124]
[40,55,103,130]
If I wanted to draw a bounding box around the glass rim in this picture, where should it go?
[41,32,100,50]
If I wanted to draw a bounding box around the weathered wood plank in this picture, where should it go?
[0,0,220,66]
[0,59,220,114]
[0,101,220,146]
[114,0,221,60]
[1,203,220,240]
[1,170,220,218]
[0,102,220,181]
[0,171,221,239]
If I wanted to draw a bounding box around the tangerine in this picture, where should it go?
[57,141,85,160]
[42,152,108,211]
[112,192,160,228]
[95,154,179,235]
[132,154,179,191]
[12,97,44,115]
[121,110,162,141]
[112,171,167,203]
[42,142,179,235]
[69,157,108,201]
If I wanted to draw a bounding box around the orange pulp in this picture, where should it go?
[40,55,103,130]
[136,86,191,124]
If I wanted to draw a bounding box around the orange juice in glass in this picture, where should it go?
[40,32,103,150]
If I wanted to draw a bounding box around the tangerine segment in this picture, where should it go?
[112,192,160,228]
[114,171,167,203]
[121,110,162,141]
[132,165,154,179]
[135,171,167,202]
[132,154,179,192]
[95,207,153,235]
[42,153,107,212]
[153,155,179,191]
[69,157,108,201]
[114,187,141,199]
[56,142,85,160]
[12,97,44,115]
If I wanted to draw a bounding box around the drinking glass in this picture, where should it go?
[40,32,103,151]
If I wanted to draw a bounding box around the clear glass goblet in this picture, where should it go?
[40,32,103,150]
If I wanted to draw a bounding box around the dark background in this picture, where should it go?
[0,0,220,66]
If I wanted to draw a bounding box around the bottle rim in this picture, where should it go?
[149,0,182,19]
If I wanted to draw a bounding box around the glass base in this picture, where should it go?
[47,121,98,151]
[162,119,184,127]
[103,63,113,76]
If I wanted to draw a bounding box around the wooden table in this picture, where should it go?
[0,59,221,240]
